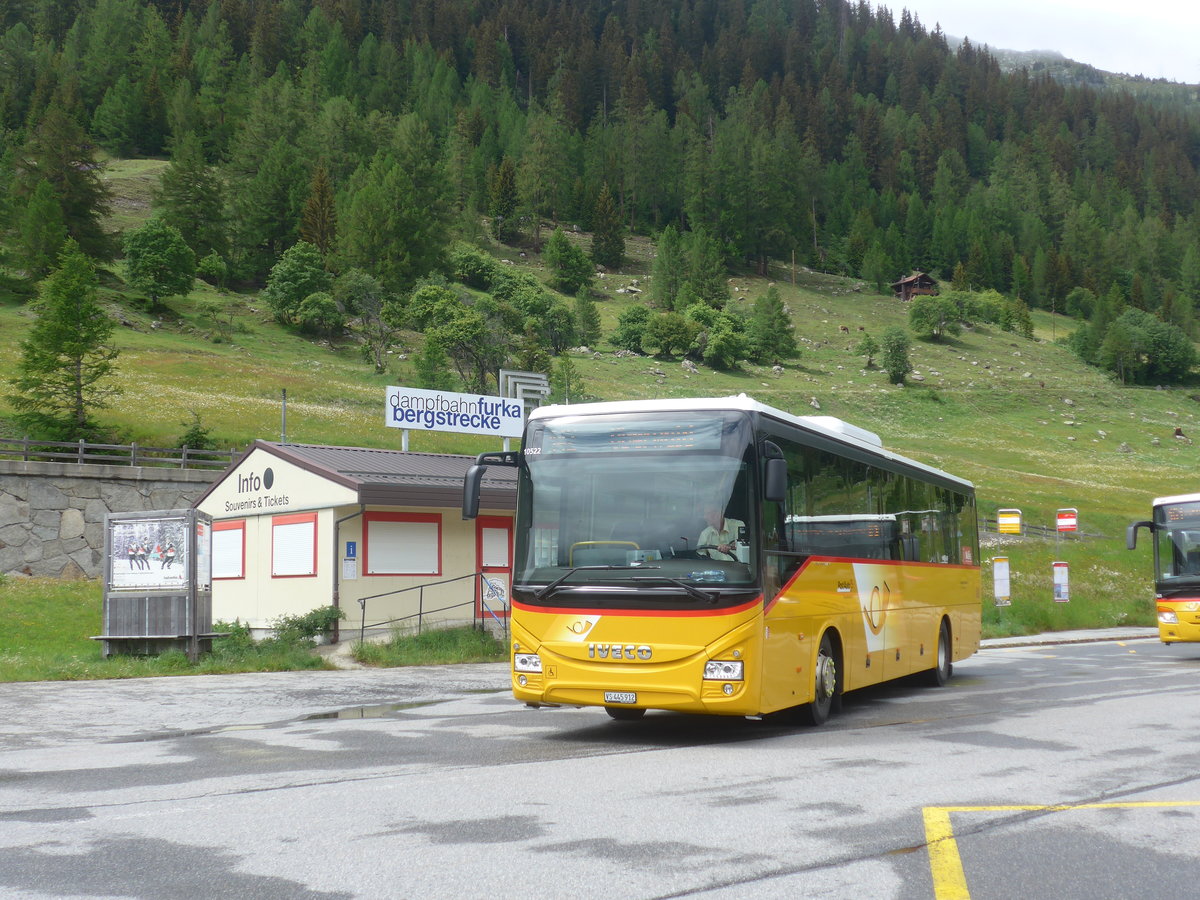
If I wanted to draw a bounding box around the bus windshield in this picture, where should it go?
[515,411,758,599]
[1155,500,1200,581]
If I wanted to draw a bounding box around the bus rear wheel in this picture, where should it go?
[800,632,840,726]
[925,619,952,687]
[605,706,646,721]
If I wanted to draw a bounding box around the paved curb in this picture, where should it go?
[981,629,1159,650]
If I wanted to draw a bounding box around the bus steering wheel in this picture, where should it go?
[694,544,739,561]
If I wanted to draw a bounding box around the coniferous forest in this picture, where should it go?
[3,0,1200,435]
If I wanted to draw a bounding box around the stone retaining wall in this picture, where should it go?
[0,460,220,578]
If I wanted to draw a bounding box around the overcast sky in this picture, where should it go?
[897,1,1200,84]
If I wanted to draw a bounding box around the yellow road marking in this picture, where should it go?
[924,802,1200,900]
[923,807,970,900]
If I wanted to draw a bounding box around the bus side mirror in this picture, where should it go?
[462,465,486,520]
[462,450,523,520]
[762,441,786,503]
[1127,520,1153,550]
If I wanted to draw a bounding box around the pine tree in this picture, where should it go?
[543,229,593,294]
[573,294,601,347]
[16,179,68,281]
[488,156,520,243]
[748,286,797,364]
[228,136,305,277]
[13,106,114,260]
[550,355,586,404]
[6,241,120,439]
[414,334,457,391]
[300,164,337,257]
[154,131,227,260]
[339,153,438,292]
[91,75,139,156]
[686,226,729,308]
[649,225,685,309]
[590,183,625,269]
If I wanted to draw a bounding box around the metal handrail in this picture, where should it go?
[355,572,510,644]
[0,436,238,470]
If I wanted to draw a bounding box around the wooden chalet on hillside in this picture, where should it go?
[891,272,939,301]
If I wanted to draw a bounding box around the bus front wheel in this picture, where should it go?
[925,619,952,687]
[800,632,841,726]
[605,706,646,721]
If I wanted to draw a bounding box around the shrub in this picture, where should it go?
[880,326,912,384]
[612,305,652,352]
[448,242,499,289]
[269,606,346,646]
[296,291,346,337]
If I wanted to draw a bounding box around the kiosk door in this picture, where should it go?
[476,516,512,618]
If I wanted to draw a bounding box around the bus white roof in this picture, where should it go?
[529,394,973,489]
[1153,492,1200,507]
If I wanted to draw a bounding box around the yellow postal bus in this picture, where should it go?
[463,395,980,724]
[1128,493,1200,643]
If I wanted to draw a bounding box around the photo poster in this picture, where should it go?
[194,515,212,590]
[109,516,190,590]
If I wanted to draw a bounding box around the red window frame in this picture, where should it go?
[213,519,246,580]
[363,511,442,576]
[271,512,318,579]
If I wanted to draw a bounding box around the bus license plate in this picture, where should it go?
[604,691,637,704]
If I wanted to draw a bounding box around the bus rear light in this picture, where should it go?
[514,653,543,673]
[704,660,744,681]
[1159,610,1179,624]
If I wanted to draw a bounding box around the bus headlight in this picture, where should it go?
[1159,610,1179,624]
[704,660,744,681]
[514,653,543,673]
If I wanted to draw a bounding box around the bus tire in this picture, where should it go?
[605,706,646,721]
[800,631,841,726]
[925,619,952,687]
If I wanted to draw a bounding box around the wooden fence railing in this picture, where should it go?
[0,437,239,470]
[981,518,1105,540]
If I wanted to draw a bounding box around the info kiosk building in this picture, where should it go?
[193,440,517,639]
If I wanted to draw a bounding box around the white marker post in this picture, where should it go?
[1052,561,1070,603]
[993,557,1011,607]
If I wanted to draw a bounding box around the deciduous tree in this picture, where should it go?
[123,217,195,304]
[262,242,330,325]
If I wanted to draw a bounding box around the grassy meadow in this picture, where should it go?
[1,155,1190,682]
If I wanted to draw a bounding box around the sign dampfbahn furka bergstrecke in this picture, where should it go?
[386,386,524,439]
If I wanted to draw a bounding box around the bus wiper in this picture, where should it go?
[530,565,647,601]
[629,575,719,604]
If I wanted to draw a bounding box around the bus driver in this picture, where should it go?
[698,504,745,559]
